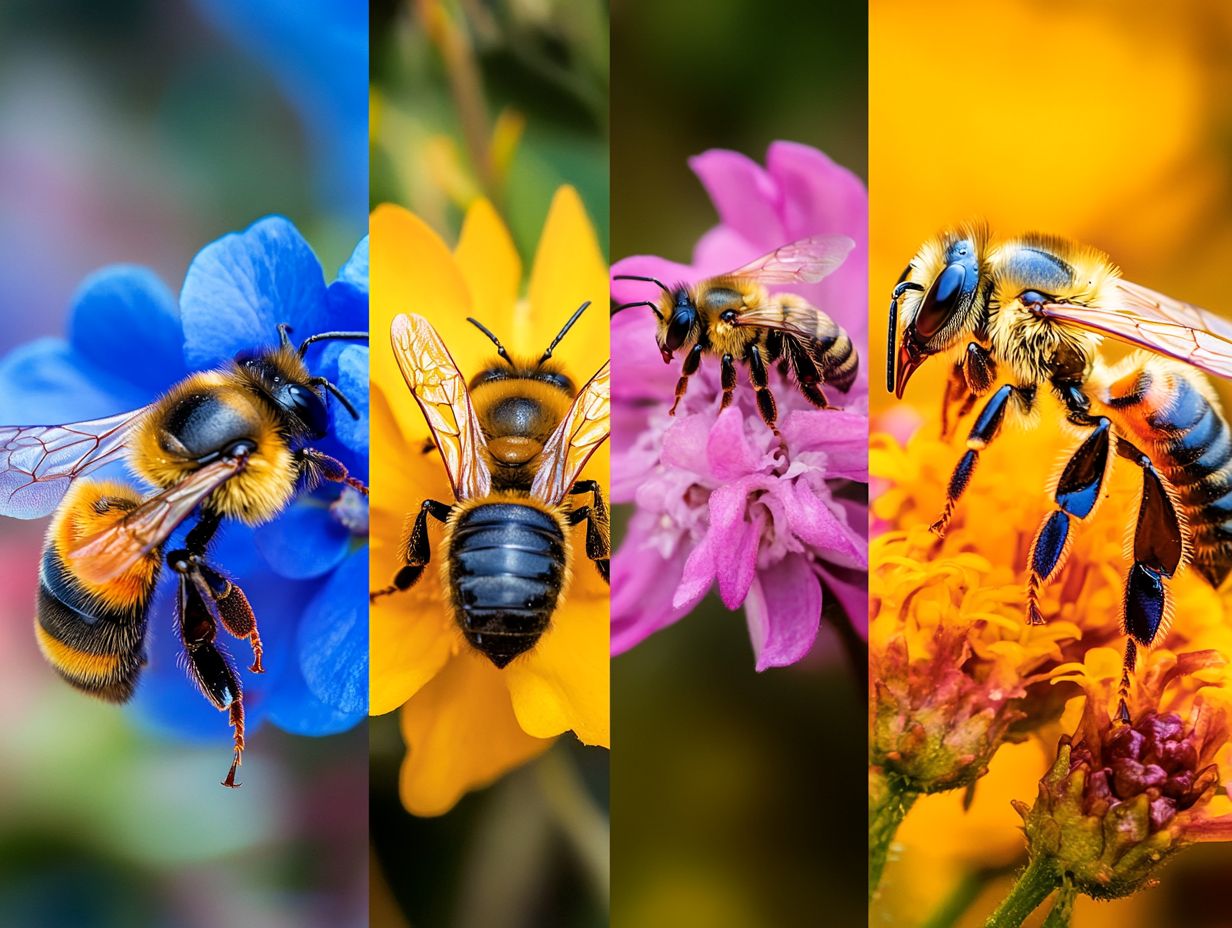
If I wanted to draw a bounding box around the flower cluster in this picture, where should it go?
[0,216,369,738]
[368,188,609,816]
[611,142,869,670]
[870,392,1232,920]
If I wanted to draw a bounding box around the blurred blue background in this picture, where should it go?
[0,2,368,926]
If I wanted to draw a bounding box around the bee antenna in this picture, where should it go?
[467,317,514,367]
[309,376,360,420]
[297,330,369,359]
[613,273,671,295]
[610,300,664,320]
[539,301,591,366]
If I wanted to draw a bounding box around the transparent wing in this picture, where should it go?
[531,361,610,506]
[723,235,855,286]
[67,455,246,585]
[1037,279,1232,380]
[0,408,149,519]
[732,300,828,341]
[391,313,492,501]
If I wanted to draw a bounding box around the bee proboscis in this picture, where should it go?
[612,235,859,445]
[889,224,1232,717]
[3,324,368,787]
[371,304,610,668]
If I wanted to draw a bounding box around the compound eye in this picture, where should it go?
[915,263,967,340]
[665,311,693,352]
[283,383,329,437]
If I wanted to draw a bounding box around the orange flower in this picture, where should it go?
[369,189,609,816]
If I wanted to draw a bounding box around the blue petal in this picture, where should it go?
[331,345,369,456]
[338,235,368,291]
[265,658,366,736]
[254,497,350,579]
[298,550,367,714]
[0,339,147,423]
[68,265,186,392]
[181,216,329,367]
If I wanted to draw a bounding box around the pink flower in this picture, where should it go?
[611,142,868,669]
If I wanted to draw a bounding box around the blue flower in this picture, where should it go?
[0,216,369,743]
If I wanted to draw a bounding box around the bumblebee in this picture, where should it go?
[612,236,859,443]
[370,304,610,668]
[889,224,1232,717]
[3,324,367,786]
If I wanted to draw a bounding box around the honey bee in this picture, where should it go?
[3,325,367,786]
[889,224,1232,717]
[612,236,859,443]
[370,304,610,668]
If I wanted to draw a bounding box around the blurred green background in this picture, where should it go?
[369,2,611,926]
[610,1,867,926]
[0,2,367,926]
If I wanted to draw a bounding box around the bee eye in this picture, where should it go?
[916,263,967,340]
[665,311,693,352]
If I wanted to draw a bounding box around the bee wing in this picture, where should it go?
[0,407,150,519]
[1037,279,1232,380]
[530,361,610,506]
[731,300,826,341]
[391,313,492,501]
[722,235,855,286]
[67,455,246,585]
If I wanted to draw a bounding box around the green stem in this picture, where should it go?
[869,767,916,900]
[984,855,1060,928]
[1040,880,1076,928]
[919,860,1022,928]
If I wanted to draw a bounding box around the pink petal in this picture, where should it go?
[662,411,713,473]
[817,562,869,639]
[709,482,760,608]
[672,527,717,611]
[788,481,867,568]
[745,554,822,670]
[692,225,760,276]
[689,149,785,247]
[611,533,692,655]
[706,406,764,479]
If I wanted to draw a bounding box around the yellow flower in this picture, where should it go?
[368,188,610,816]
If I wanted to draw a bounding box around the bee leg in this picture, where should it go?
[788,341,838,411]
[1115,438,1186,722]
[746,343,785,450]
[370,499,453,602]
[670,343,705,415]
[568,480,610,582]
[1025,418,1114,625]
[720,353,737,409]
[298,447,368,496]
[171,553,246,788]
[932,383,1020,536]
[939,362,966,438]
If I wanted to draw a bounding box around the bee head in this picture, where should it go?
[611,274,698,362]
[889,228,988,398]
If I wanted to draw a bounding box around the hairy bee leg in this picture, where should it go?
[719,353,737,409]
[1025,418,1114,625]
[568,480,610,582]
[210,573,264,673]
[299,447,368,496]
[788,342,838,410]
[370,498,453,602]
[746,343,785,449]
[172,558,246,788]
[670,343,705,415]
[932,383,1018,536]
[1115,439,1186,722]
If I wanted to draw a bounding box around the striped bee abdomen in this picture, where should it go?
[447,502,566,668]
[816,326,859,393]
[1104,360,1232,587]
[36,482,162,702]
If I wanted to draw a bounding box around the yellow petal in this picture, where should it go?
[506,587,611,747]
[370,204,471,442]
[370,596,455,716]
[525,186,609,373]
[400,651,553,816]
[450,198,522,377]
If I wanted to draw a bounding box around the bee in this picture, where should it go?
[370,304,610,668]
[889,224,1232,717]
[2,324,368,786]
[612,236,859,443]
